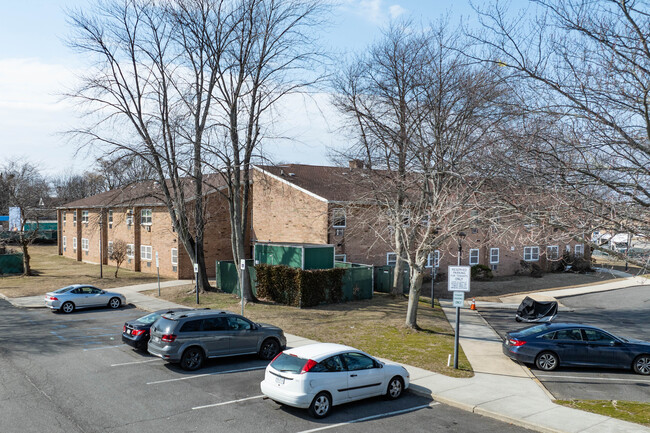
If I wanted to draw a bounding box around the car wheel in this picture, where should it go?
[386,376,404,400]
[633,355,650,375]
[535,351,558,371]
[308,392,331,419]
[180,347,205,371]
[259,338,280,360]
[61,302,75,314]
[108,297,121,309]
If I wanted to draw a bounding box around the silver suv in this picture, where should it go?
[148,309,286,370]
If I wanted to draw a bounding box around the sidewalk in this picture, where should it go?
[3,277,649,432]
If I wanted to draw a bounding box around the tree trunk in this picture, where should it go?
[20,239,31,277]
[405,266,425,329]
[391,229,404,296]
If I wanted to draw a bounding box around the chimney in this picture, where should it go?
[349,159,364,169]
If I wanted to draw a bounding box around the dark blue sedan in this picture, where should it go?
[502,323,650,375]
[122,308,191,350]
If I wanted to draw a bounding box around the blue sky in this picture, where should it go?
[0,0,484,177]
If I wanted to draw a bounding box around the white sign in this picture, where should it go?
[155,252,159,268]
[193,263,199,273]
[240,259,246,270]
[452,291,465,307]
[448,266,471,292]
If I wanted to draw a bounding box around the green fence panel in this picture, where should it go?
[255,244,303,268]
[304,246,334,270]
[215,260,257,295]
[334,261,352,269]
[373,266,409,293]
[0,254,24,275]
[341,266,373,301]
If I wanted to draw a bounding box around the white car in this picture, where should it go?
[44,284,126,314]
[260,343,410,418]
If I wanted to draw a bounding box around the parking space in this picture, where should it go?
[0,299,531,433]
[479,285,650,402]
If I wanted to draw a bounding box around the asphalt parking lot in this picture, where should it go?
[479,285,650,402]
[0,300,532,433]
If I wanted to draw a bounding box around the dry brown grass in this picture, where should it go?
[0,244,165,297]
[147,284,473,377]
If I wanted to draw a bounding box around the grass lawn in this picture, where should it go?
[0,244,166,297]
[556,399,650,427]
[148,284,473,378]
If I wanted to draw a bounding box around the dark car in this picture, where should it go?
[147,309,286,371]
[122,308,191,350]
[503,322,650,375]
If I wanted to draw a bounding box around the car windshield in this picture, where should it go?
[270,353,308,373]
[54,286,75,293]
[135,312,161,325]
[516,324,549,337]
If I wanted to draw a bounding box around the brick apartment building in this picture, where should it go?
[57,180,236,279]
[252,163,589,276]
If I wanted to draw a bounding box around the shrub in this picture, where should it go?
[517,260,544,278]
[530,263,544,278]
[471,264,493,281]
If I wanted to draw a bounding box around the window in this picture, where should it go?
[469,248,480,265]
[73,237,77,250]
[471,227,478,234]
[555,329,582,341]
[332,208,346,228]
[575,244,584,257]
[402,209,411,227]
[62,236,67,249]
[341,352,376,370]
[386,252,397,266]
[141,208,152,225]
[126,244,134,258]
[426,250,440,268]
[547,245,559,260]
[62,212,66,224]
[141,245,152,261]
[171,248,178,265]
[73,213,77,226]
[81,238,89,251]
[81,210,89,223]
[335,228,344,236]
[539,332,556,340]
[583,329,615,343]
[108,210,113,228]
[227,316,252,330]
[524,246,539,262]
[180,320,203,333]
[311,355,345,373]
[421,214,430,226]
[334,254,346,262]
[108,241,113,255]
[490,248,499,264]
[202,317,228,331]
[126,209,134,226]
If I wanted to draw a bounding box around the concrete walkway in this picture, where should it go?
[3,277,650,432]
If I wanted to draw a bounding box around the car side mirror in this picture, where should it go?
[101,290,106,294]
[610,341,620,346]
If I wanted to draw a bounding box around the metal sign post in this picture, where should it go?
[194,262,199,304]
[156,252,160,296]
[448,265,471,369]
[240,259,246,316]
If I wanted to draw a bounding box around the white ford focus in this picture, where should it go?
[260,343,410,418]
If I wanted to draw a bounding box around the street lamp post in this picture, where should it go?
[454,231,466,370]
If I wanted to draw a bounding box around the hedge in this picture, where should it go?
[255,264,345,308]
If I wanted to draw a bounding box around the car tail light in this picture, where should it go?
[161,334,177,342]
[47,296,58,301]
[123,325,126,333]
[509,339,526,347]
[131,329,145,336]
[301,359,318,374]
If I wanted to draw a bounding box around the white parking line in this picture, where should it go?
[82,345,123,351]
[192,395,265,410]
[111,359,161,367]
[295,402,440,433]
[147,366,266,385]
[536,374,650,383]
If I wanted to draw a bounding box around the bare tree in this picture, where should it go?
[97,154,157,189]
[52,172,106,202]
[334,21,509,328]
[471,0,650,268]
[0,160,51,276]
[109,239,128,277]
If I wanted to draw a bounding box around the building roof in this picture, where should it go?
[253,163,372,202]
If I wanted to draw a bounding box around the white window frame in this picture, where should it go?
[334,254,346,262]
[490,248,499,264]
[332,208,346,228]
[108,210,113,228]
[402,209,411,227]
[62,236,67,249]
[81,238,89,251]
[73,213,77,226]
[81,210,89,223]
[426,250,440,268]
[62,212,66,224]
[524,246,540,262]
[126,244,134,258]
[108,241,113,256]
[73,237,77,250]
[575,244,584,257]
[126,209,134,226]
[386,252,397,266]
[547,245,559,260]
[171,248,178,266]
[141,245,152,261]
[469,248,480,265]
[141,208,152,225]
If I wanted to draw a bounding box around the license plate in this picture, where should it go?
[275,376,284,385]
[127,329,132,335]
[151,336,159,342]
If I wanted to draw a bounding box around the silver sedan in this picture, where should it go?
[44,285,126,314]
